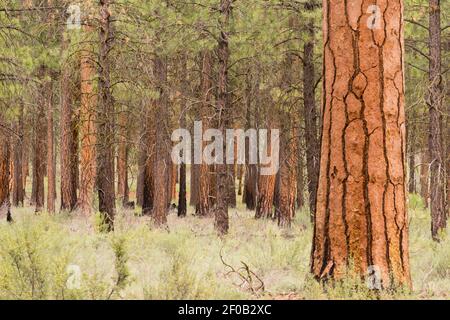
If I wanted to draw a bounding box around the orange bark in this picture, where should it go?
[311,0,411,288]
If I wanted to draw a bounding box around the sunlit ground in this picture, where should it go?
[0,194,448,300]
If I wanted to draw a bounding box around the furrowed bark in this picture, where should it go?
[311,0,411,288]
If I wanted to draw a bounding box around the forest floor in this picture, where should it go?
[0,194,448,300]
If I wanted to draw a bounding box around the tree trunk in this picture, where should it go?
[78,24,97,215]
[46,77,56,213]
[142,118,155,215]
[33,68,46,212]
[12,104,24,207]
[408,147,416,194]
[152,56,170,226]
[311,0,411,288]
[0,127,11,218]
[117,109,129,206]
[214,0,231,236]
[303,20,320,220]
[428,0,446,241]
[420,151,430,206]
[243,78,257,210]
[96,0,115,230]
[178,54,188,217]
[60,34,77,212]
[196,50,213,217]
[297,149,305,209]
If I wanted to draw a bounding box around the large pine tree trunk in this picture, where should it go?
[60,35,77,212]
[96,0,116,230]
[428,0,446,240]
[311,0,411,287]
[78,24,97,215]
[214,0,231,235]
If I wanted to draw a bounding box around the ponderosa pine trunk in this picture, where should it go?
[297,150,305,209]
[141,105,155,214]
[46,77,56,213]
[214,0,231,235]
[12,104,24,207]
[178,55,188,217]
[311,0,411,288]
[152,56,170,226]
[33,67,46,212]
[0,127,10,218]
[60,34,77,212]
[96,0,115,230]
[117,109,129,206]
[196,50,213,217]
[420,151,430,206]
[277,53,297,227]
[243,76,257,210]
[428,0,446,241]
[303,18,320,220]
[78,24,97,215]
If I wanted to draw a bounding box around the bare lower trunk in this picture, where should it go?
[311,0,411,288]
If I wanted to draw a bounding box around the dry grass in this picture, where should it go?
[0,194,448,300]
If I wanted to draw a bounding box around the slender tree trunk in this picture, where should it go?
[0,127,11,219]
[214,0,231,235]
[12,104,24,207]
[33,68,46,212]
[46,78,56,213]
[276,53,297,227]
[60,35,77,212]
[311,0,411,287]
[152,56,170,226]
[96,0,115,230]
[420,151,430,206]
[297,149,305,209]
[196,50,213,217]
[117,109,129,206]
[178,54,188,217]
[428,0,446,240]
[243,77,257,210]
[78,24,97,215]
[303,20,320,220]
[142,112,155,215]
[237,164,243,196]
